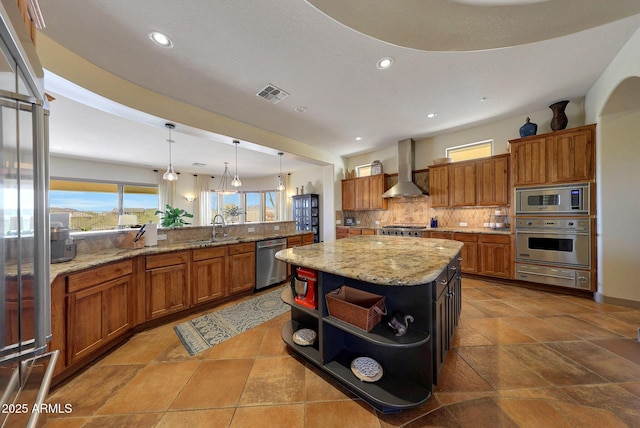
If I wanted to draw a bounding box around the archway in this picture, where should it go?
[597,76,640,304]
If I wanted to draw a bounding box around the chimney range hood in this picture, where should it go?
[382,138,429,198]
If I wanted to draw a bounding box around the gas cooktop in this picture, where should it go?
[379,225,428,237]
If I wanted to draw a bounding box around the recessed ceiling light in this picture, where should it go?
[480,97,488,102]
[376,57,394,70]
[149,31,173,48]
[295,106,307,113]
[427,113,438,119]
[355,137,362,141]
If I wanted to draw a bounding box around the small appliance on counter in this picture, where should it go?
[344,216,355,226]
[50,222,76,263]
[292,267,317,309]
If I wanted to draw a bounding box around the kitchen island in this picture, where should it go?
[275,235,464,413]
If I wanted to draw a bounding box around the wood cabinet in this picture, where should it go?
[192,247,227,305]
[428,231,510,279]
[476,154,510,206]
[449,162,477,207]
[336,227,349,239]
[302,233,315,245]
[428,165,449,207]
[341,174,389,211]
[228,242,255,294]
[66,260,133,364]
[429,155,509,207]
[510,124,595,186]
[453,232,478,274]
[341,179,356,211]
[145,251,190,320]
[479,234,511,279]
[433,256,462,384]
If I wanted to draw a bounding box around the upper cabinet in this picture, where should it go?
[429,154,510,207]
[510,124,595,186]
[341,174,389,211]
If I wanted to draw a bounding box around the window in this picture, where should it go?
[50,179,158,231]
[211,190,281,224]
[446,140,493,162]
[355,163,372,177]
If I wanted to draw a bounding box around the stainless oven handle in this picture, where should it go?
[517,270,574,280]
[515,229,589,235]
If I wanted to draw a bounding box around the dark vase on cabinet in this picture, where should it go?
[292,194,320,243]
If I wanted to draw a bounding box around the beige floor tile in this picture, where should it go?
[465,318,537,344]
[304,363,354,402]
[156,409,235,428]
[96,360,200,414]
[551,400,629,428]
[495,398,574,428]
[591,338,640,365]
[170,359,254,410]
[98,330,176,365]
[447,397,518,428]
[539,315,625,340]
[198,325,266,360]
[47,364,143,416]
[572,311,639,338]
[434,350,494,393]
[498,316,580,342]
[466,299,530,318]
[238,356,305,406]
[230,404,304,428]
[256,323,290,357]
[559,383,640,427]
[305,400,379,428]
[403,406,462,427]
[79,413,163,428]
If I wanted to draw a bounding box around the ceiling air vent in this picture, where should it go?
[192,162,206,167]
[256,84,289,104]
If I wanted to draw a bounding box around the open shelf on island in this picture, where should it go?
[323,315,430,348]
[281,319,321,364]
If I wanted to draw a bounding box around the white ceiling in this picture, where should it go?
[38,0,640,178]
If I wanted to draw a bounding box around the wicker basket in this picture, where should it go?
[326,286,386,332]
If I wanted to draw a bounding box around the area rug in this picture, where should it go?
[174,287,288,356]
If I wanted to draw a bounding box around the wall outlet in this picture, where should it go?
[483,222,489,227]
[459,222,467,227]
[375,220,380,225]
[336,219,342,225]
[157,234,167,240]
[248,227,255,233]
[356,220,361,225]
[274,225,280,230]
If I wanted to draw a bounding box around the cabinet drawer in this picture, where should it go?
[453,232,478,243]
[302,233,315,245]
[145,251,189,269]
[192,246,227,262]
[228,242,254,256]
[67,260,132,293]
[479,234,511,244]
[430,232,453,240]
[435,269,449,298]
[287,236,303,248]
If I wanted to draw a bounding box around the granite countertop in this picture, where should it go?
[48,230,311,282]
[275,235,463,286]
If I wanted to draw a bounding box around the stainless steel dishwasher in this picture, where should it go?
[255,238,288,290]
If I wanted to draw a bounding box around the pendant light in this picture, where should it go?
[231,139,242,187]
[215,162,237,195]
[277,152,286,191]
[162,123,178,181]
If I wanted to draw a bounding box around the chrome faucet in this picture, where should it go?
[212,214,227,241]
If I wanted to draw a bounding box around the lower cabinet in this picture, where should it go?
[479,234,511,278]
[145,251,190,320]
[66,260,133,364]
[192,247,227,305]
[433,256,462,383]
[228,242,256,294]
[280,254,461,413]
[428,231,511,279]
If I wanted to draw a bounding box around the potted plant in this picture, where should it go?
[155,204,194,228]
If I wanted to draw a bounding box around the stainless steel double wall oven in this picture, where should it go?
[514,183,593,290]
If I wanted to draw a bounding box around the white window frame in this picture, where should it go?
[446,139,493,161]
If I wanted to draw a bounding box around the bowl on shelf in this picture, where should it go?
[433,157,453,165]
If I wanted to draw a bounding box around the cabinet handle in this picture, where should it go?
[450,265,457,271]
[440,279,447,285]
[457,256,463,261]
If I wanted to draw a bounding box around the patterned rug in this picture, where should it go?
[174,287,288,356]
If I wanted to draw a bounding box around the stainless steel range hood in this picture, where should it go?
[382,138,428,198]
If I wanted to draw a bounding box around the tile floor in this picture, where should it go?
[44,277,640,427]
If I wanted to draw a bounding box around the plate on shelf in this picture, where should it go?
[351,357,383,382]
[292,328,317,346]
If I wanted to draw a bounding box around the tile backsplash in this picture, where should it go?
[339,198,509,229]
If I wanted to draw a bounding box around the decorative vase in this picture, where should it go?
[519,117,537,137]
[549,100,569,131]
